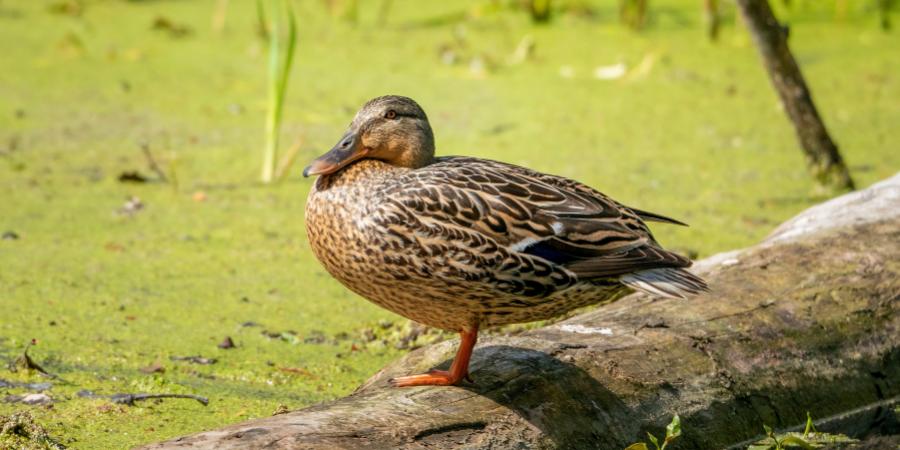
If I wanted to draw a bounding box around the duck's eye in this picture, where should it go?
[384,110,397,120]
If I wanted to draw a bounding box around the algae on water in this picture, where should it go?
[0,412,66,450]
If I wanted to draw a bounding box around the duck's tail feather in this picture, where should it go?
[627,207,689,227]
[620,268,709,299]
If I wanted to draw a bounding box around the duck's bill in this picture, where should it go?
[302,131,367,177]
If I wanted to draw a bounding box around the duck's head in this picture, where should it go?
[303,95,435,177]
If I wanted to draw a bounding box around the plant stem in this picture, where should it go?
[261,0,297,184]
[261,0,281,183]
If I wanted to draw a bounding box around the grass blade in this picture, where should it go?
[256,0,269,39]
[261,0,296,183]
[279,0,297,105]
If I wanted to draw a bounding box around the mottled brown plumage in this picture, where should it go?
[304,95,707,386]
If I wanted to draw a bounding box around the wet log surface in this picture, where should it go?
[144,175,899,450]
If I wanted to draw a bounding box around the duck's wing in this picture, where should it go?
[379,157,692,280]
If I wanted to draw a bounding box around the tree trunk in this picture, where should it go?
[704,0,720,41]
[880,0,893,31]
[620,0,648,30]
[529,0,552,23]
[143,174,899,449]
[735,0,855,191]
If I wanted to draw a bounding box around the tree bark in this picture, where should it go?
[704,0,720,41]
[879,0,893,31]
[620,0,648,30]
[143,175,900,449]
[735,0,855,191]
[529,0,552,23]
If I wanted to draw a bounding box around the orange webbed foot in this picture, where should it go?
[388,326,479,388]
[389,370,468,387]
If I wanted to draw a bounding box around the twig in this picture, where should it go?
[274,136,303,181]
[169,355,217,365]
[8,340,57,379]
[141,143,169,182]
[212,0,229,33]
[256,0,269,40]
[110,393,209,406]
[377,0,393,25]
[168,151,180,193]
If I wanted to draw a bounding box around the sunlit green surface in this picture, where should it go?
[0,0,897,447]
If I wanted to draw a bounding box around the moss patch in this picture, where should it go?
[0,411,66,450]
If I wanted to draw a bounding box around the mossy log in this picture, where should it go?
[144,175,899,450]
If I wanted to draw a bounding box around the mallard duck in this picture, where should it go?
[304,95,707,387]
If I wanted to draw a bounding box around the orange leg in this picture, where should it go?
[389,326,479,387]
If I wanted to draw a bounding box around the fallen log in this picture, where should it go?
[144,174,900,450]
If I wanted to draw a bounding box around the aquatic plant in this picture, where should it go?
[260,0,297,184]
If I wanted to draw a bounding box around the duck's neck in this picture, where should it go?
[315,159,406,191]
[382,125,436,169]
[395,151,435,170]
